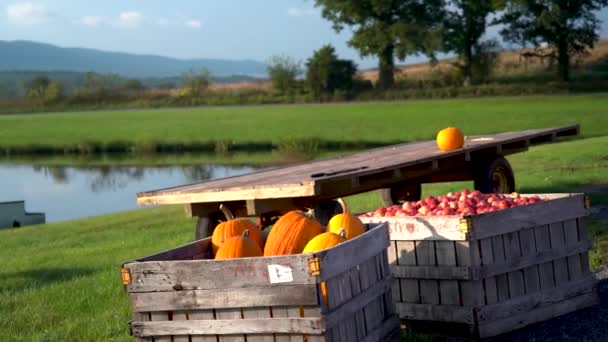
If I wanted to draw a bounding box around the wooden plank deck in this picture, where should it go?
[137,125,579,207]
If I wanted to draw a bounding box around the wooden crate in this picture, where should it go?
[361,193,598,338]
[121,222,401,342]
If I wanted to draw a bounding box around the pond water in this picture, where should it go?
[0,163,259,223]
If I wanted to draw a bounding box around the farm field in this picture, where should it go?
[1,97,607,340]
[361,40,608,82]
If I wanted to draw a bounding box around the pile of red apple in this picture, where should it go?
[359,189,544,218]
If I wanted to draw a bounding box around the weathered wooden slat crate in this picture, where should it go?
[121,222,401,342]
[361,193,597,339]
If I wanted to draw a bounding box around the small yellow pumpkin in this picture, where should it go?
[436,127,465,151]
[327,198,365,240]
[215,229,263,259]
[301,229,346,306]
[302,230,346,254]
[211,204,263,256]
[264,209,324,256]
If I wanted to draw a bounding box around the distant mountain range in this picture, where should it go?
[0,40,268,78]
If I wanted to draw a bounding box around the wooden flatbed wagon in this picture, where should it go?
[137,124,579,240]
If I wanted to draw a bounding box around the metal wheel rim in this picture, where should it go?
[491,166,509,193]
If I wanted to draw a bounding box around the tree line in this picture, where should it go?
[267,0,607,96]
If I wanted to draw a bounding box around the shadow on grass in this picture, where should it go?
[0,267,98,294]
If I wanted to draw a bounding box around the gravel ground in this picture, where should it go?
[486,269,608,342]
[421,268,608,342]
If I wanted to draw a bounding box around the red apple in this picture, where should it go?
[466,198,478,207]
[441,208,456,215]
[402,202,414,211]
[417,206,430,216]
[469,190,483,199]
[497,200,510,210]
[458,201,469,210]
[425,196,439,208]
[461,206,476,215]
[373,208,387,217]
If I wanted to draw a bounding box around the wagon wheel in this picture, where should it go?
[194,211,223,240]
[474,156,515,194]
[380,181,422,207]
[313,200,342,226]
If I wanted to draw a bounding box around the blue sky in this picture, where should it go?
[1,1,607,70]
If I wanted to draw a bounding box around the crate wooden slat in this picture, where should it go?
[361,193,598,339]
[123,223,401,341]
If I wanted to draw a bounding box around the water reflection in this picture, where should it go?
[29,164,233,192]
[0,163,258,223]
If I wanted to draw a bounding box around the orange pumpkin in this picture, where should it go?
[327,198,365,239]
[211,204,263,256]
[264,210,324,256]
[215,230,263,259]
[436,127,465,151]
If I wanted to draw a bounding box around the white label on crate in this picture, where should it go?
[268,264,294,284]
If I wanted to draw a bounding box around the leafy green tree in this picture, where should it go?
[182,69,211,97]
[44,80,65,102]
[27,75,50,101]
[26,76,64,104]
[444,0,496,85]
[314,0,446,89]
[124,79,145,92]
[498,0,608,82]
[306,45,357,98]
[83,72,109,95]
[267,55,300,94]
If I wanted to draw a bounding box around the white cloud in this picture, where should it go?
[5,2,49,24]
[286,7,317,17]
[185,19,201,29]
[116,11,143,28]
[80,15,102,27]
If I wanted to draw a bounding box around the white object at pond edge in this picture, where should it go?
[268,264,294,284]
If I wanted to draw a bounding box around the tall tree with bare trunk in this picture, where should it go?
[498,0,608,82]
[314,0,445,89]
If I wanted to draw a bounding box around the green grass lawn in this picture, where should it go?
[1,95,607,150]
[1,97,608,341]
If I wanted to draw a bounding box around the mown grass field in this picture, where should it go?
[1,96,608,341]
[1,95,607,151]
